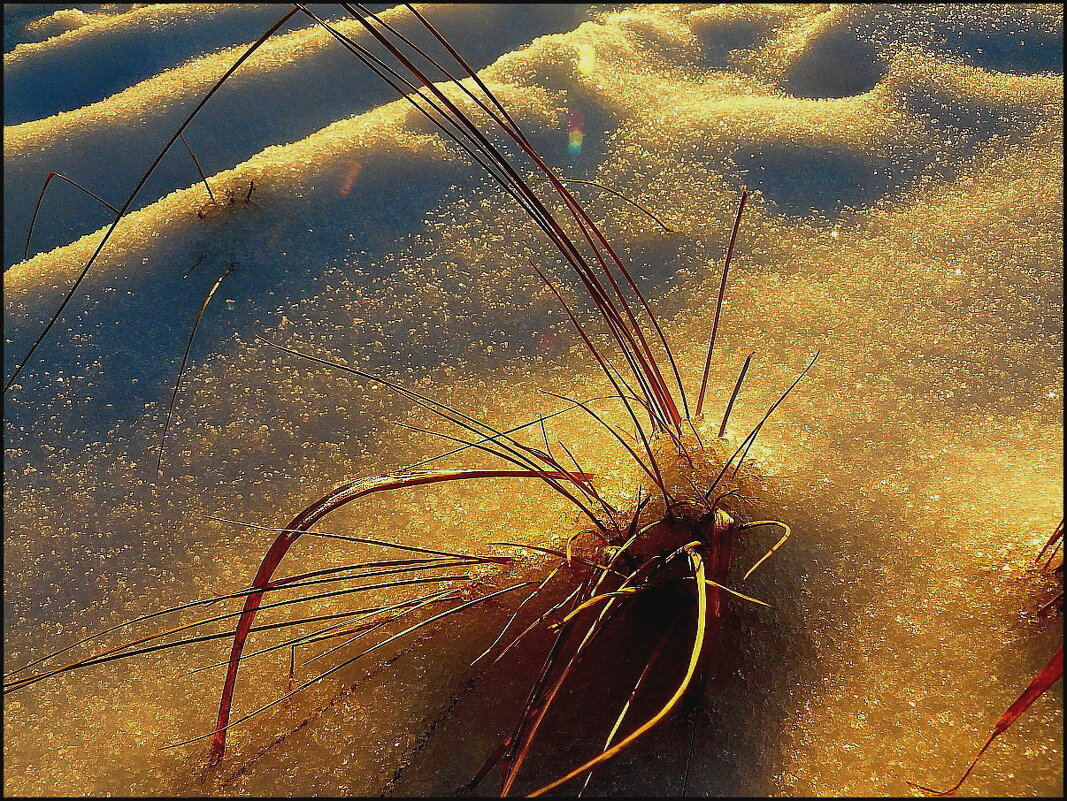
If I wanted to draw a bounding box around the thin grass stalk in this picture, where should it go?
[526,547,709,797]
[207,468,589,760]
[695,191,748,417]
[183,589,458,676]
[578,621,674,795]
[4,7,301,393]
[529,177,674,232]
[4,573,469,693]
[702,352,819,502]
[473,563,566,665]
[157,263,234,476]
[533,267,669,496]
[257,335,606,527]
[336,4,682,429]
[179,132,216,201]
[718,352,754,437]
[21,172,120,264]
[175,581,534,753]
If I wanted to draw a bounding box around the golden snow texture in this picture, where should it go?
[3,3,1062,797]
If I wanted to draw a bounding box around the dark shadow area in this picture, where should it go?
[731,144,905,220]
[936,25,1064,76]
[903,89,1015,143]
[782,27,885,98]
[381,503,824,797]
[692,18,765,71]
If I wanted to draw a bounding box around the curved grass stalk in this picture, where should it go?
[553,587,642,627]
[157,263,235,476]
[2,556,458,681]
[473,563,566,666]
[526,547,708,797]
[171,580,534,754]
[21,172,120,265]
[4,572,469,694]
[207,468,592,761]
[528,176,675,232]
[704,578,771,608]
[719,352,754,437]
[182,588,458,677]
[4,7,301,393]
[577,621,675,796]
[695,191,748,417]
[311,4,687,431]
[739,521,792,580]
[908,645,1063,797]
[257,335,606,529]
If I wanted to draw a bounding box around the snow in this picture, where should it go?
[3,3,1063,797]
[3,3,598,267]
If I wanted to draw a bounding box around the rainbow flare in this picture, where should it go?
[567,108,584,156]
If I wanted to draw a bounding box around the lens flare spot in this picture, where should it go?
[536,331,558,352]
[338,159,362,197]
[567,108,585,157]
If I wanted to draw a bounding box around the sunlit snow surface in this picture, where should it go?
[3,3,1063,796]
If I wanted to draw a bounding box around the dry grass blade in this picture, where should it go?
[4,6,300,393]
[208,514,512,564]
[526,546,709,797]
[695,191,748,417]
[578,622,675,796]
[1036,519,1063,566]
[183,589,458,677]
[473,563,566,665]
[258,334,604,527]
[179,132,215,201]
[157,263,235,476]
[208,467,591,760]
[170,581,534,753]
[529,176,674,232]
[719,352,754,437]
[21,172,120,264]
[3,573,469,693]
[908,645,1063,797]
